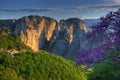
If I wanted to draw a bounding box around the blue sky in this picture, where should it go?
[0,0,120,20]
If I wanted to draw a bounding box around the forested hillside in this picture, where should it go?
[0,51,86,80]
[0,27,86,80]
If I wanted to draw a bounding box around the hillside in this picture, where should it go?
[0,51,86,80]
[0,29,86,80]
[0,27,31,53]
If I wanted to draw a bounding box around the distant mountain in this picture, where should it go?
[83,19,100,31]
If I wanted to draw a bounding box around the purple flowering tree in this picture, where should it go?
[76,9,120,68]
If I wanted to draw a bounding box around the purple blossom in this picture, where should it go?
[76,9,120,68]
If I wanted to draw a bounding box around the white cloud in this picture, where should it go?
[77,4,120,10]
[0,8,63,12]
[81,16,99,20]
[112,0,120,4]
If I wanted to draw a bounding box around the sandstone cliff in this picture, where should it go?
[0,15,87,57]
[13,16,57,51]
[45,18,87,57]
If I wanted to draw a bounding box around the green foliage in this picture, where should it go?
[0,65,22,80]
[87,49,120,80]
[0,26,11,35]
[0,51,87,80]
[0,31,31,51]
[87,60,120,80]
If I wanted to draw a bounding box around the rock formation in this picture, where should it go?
[0,15,87,57]
[46,18,87,57]
[13,16,57,51]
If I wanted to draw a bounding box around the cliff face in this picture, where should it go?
[0,15,87,57]
[46,18,87,57]
[13,16,57,51]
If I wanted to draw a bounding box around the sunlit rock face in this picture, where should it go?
[14,15,57,51]
[0,16,87,57]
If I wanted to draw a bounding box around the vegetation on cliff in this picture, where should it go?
[0,51,86,80]
[0,27,31,52]
[0,28,86,80]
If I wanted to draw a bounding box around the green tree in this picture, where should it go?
[0,26,11,35]
[0,65,22,80]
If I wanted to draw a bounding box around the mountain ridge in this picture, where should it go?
[0,15,87,57]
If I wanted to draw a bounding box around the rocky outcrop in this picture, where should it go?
[0,15,87,57]
[14,16,57,51]
[0,19,16,32]
[46,18,87,57]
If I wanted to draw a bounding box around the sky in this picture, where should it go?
[0,0,120,21]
